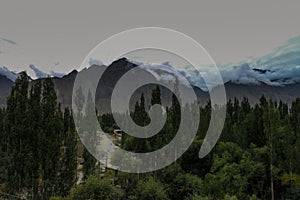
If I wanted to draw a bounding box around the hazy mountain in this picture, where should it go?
[1,58,300,110]
[0,74,14,106]
[0,66,19,81]
[51,58,300,111]
[221,81,300,105]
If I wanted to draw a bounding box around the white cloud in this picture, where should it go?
[88,58,103,66]
[50,70,65,78]
[0,37,16,45]
[128,39,300,91]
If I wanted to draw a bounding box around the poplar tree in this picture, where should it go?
[6,72,29,193]
[82,90,97,179]
[0,108,8,184]
[40,77,62,199]
[27,79,42,199]
[57,107,77,196]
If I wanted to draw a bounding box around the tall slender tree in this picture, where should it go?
[40,77,62,199]
[27,79,42,199]
[6,72,30,193]
[82,90,97,179]
[57,107,78,196]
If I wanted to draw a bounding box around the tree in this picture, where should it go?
[40,77,64,199]
[4,74,79,199]
[169,173,204,200]
[0,108,8,184]
[70,176,121,200]
[57,108,78,197]
[150,85,165,150]
[130,177,168,200]
[204,142,267,199]
[82,90,97,180]
[6,72,30,193]
[170,78,181,163]
[27,79,42,199]
[262,100,280,200]
[126,93,151,153]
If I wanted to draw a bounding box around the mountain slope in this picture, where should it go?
[1,58,300,110]
[0,74,14,106]
[221,81,300,105]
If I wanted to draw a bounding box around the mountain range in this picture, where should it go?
[1,58,300,110]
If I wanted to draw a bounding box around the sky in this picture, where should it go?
[0,0,300,78]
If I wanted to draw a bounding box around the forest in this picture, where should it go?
[0,72,300,199]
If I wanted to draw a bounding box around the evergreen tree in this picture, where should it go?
[150,86,164,150]
[170,78,181,162]
[128,93,151,153]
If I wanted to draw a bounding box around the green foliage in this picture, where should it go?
[49,196,70,200]
[2,73,77,199]
[169,173,204,200]
[57,108,78,196]
[129,177,168,200]
[103,92,300,199]
[70,176,121,200]
[2,76,300,200]
[82,147,96,180]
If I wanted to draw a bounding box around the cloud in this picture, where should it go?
[0,37,16,45]
[88,58,103,66]
[181,35,300,88]
[50,70,65,78]
[234,35,300,85]
[178,69,208,90]
[220,64,280,86]
[0,66,19,81]
[128,34,300,91]
[128,61,192,88]
[0,37,16,55]
[29,64,48,78]
[182,62,300,90]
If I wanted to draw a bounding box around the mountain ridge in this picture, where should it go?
[1,58,300,110]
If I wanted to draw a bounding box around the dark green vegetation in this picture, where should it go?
[0,73,77,199]
[0,73,300,199]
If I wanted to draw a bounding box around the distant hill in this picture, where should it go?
[221,81,300,105]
